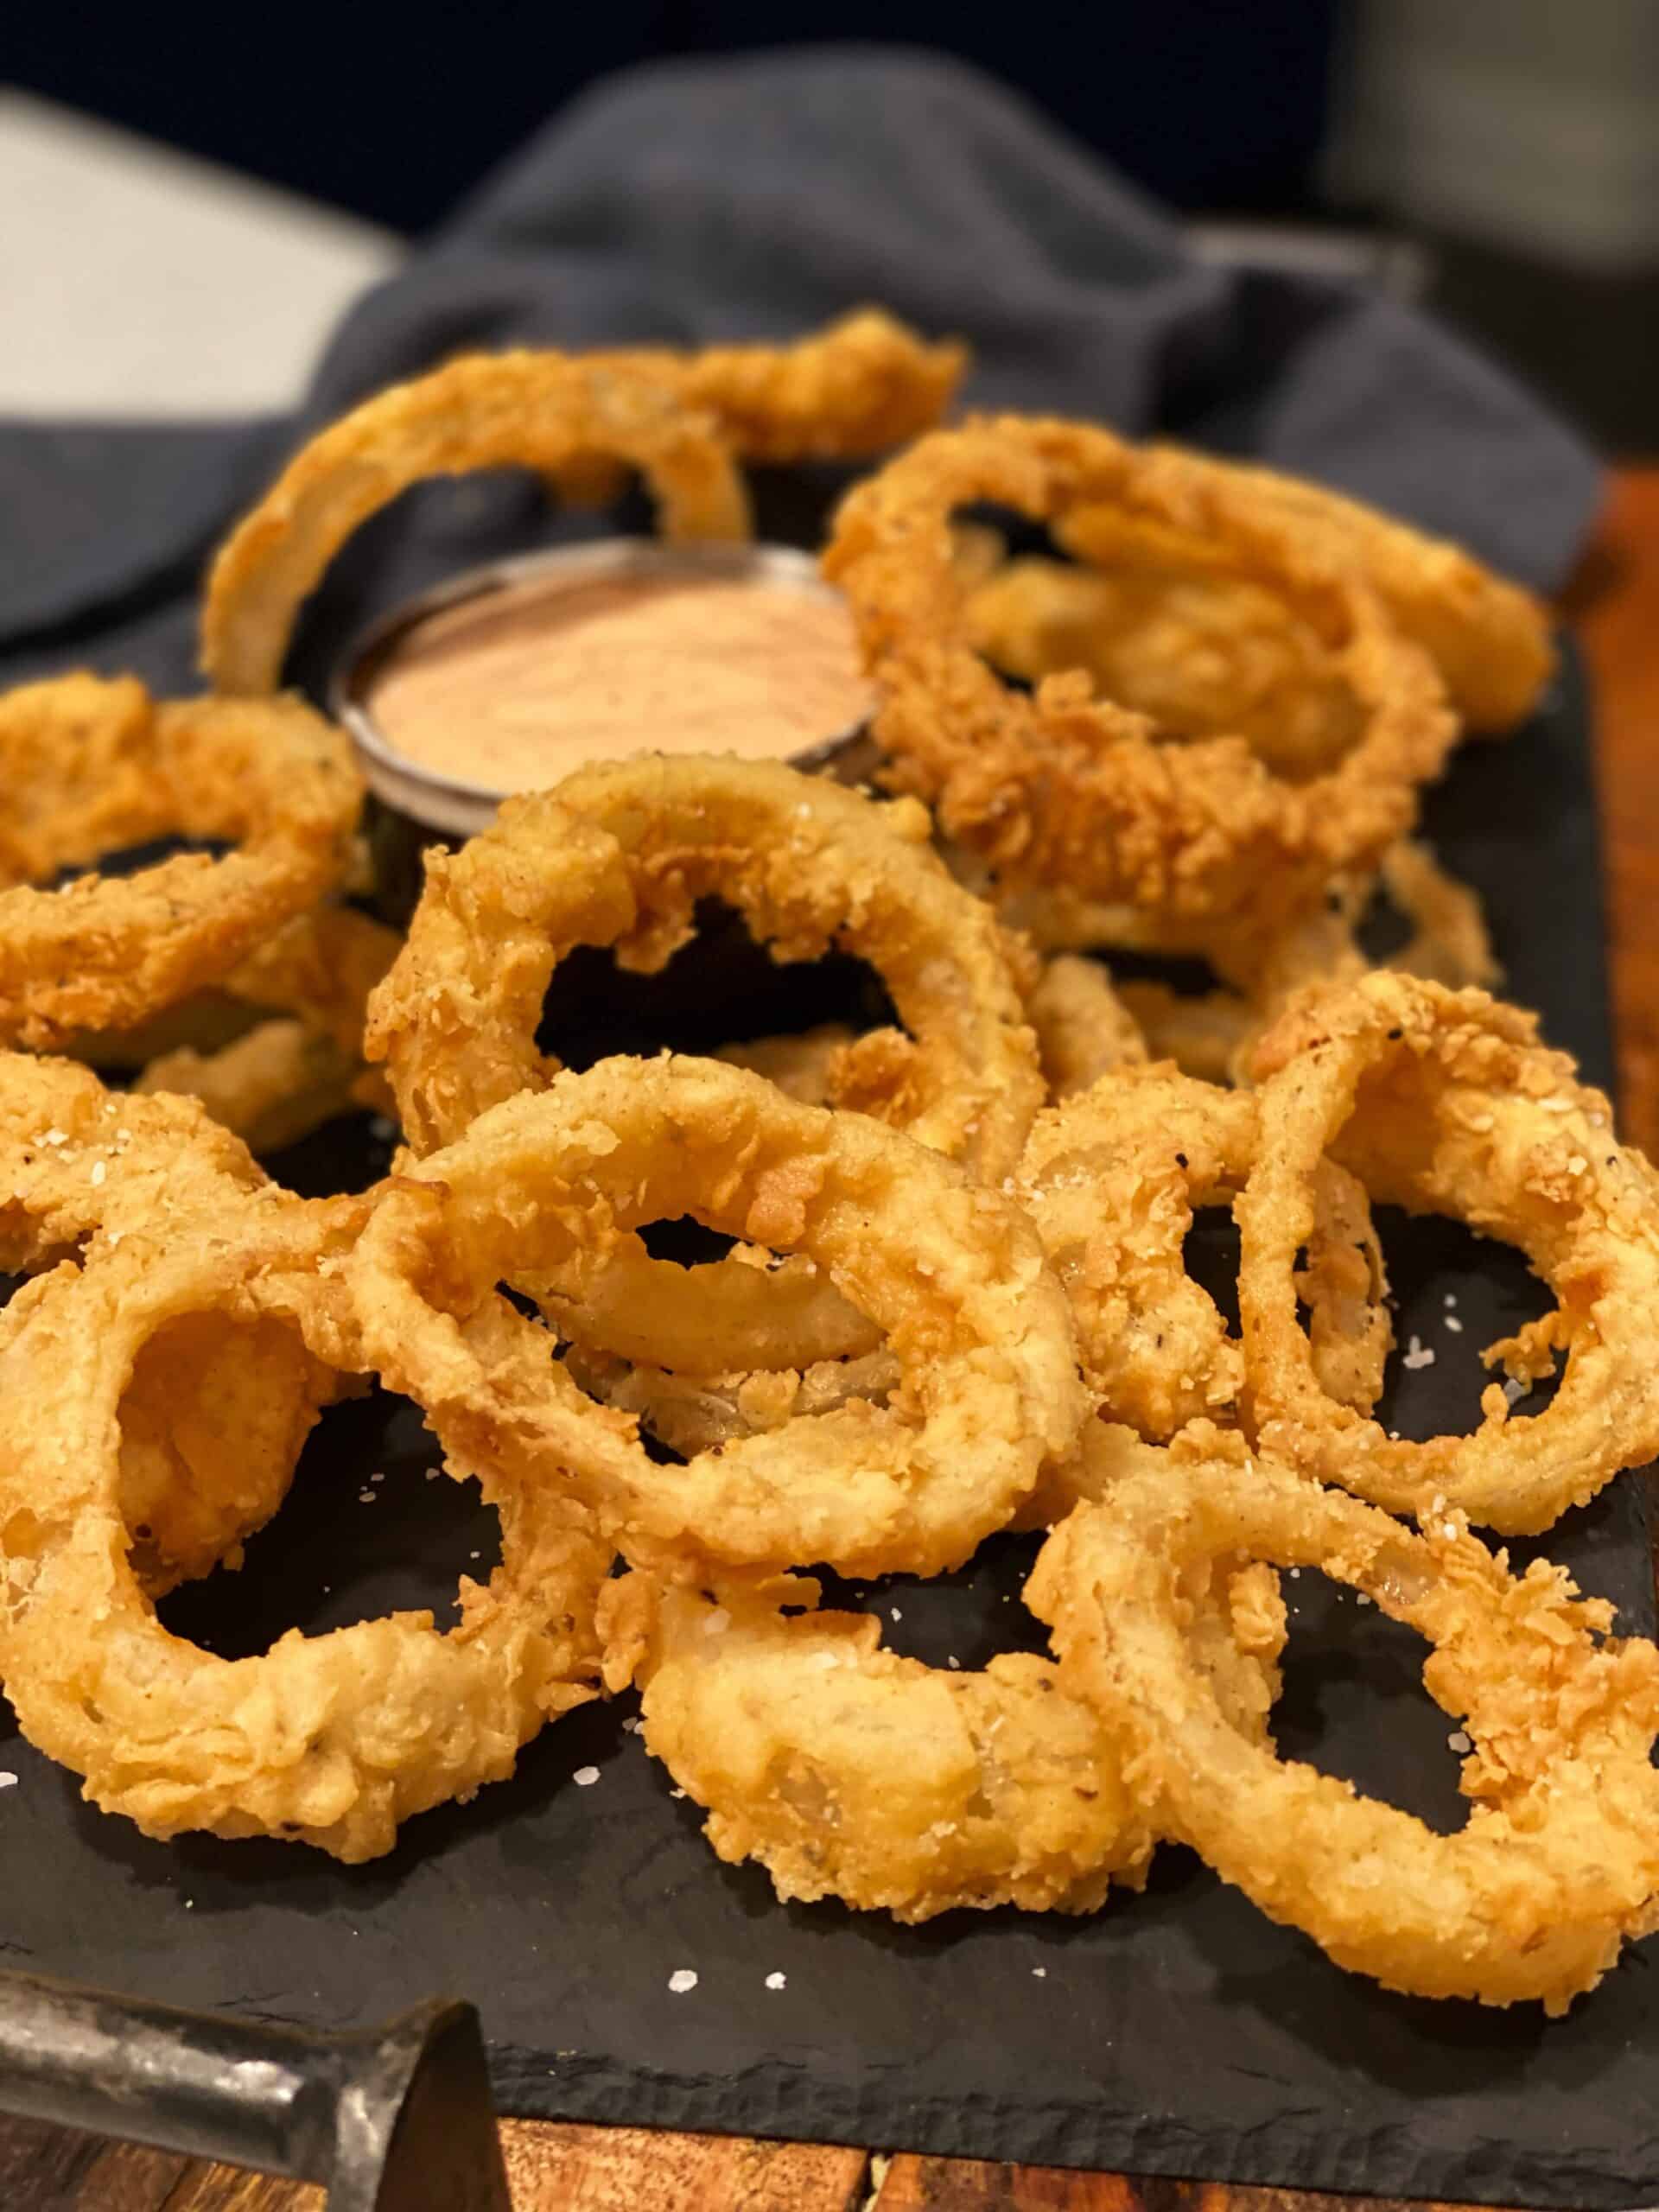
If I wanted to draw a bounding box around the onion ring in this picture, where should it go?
[1238,973,1659,1532]
[0,1192,609,1859]
[823,415,1456,924]
[366,755,1041,1372]
[1014,1065,1390,1438]
[0,677,362,1049]
[596,1425,1284,1919]
[1064,446,1554,735]
[1026,954,1148,1099]
[966,551,1360,779]
[347,1055,1088,1578]
[1031,1425,1659,2012]
[0,1053,336,1597]
[201,360,753,694]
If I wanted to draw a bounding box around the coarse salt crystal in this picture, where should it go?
[1447,1730,1471,1755]
[358,1491,376,1504]
[1443,1314,1464,1334]
[668,1969,698,1995]
[1356,1593,1372,1606]
[765,1971,787,1992]
[1402,1336,1435,1370]
[89,1160,106,1188]
[1567,1154,1586,1175]
[0,1773,16,1790]
[573,1766,600,1787]
[890,1608,902,1623]
[947,1656,961,1669]
[703,1609,731,1637]
[1443,1293,1458,1307]
[670,1788,686,1800]
[41,1128,67,1147]
[1503,1376,1529,1406]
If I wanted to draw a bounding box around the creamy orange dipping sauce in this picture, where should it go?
[363,571,874,791]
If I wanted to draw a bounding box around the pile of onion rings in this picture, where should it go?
[5,308,1658,2035]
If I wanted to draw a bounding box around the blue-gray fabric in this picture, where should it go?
[0,49,1598,684]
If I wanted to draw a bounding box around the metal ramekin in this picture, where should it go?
[329,537,874,918]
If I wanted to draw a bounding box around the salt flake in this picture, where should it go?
[668,1969,698,1995]
[573,1765,601,1788]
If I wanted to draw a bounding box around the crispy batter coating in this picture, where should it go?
[124,904,401,1151]
[565,1342,901,1461]
[0,1054,334,1597]
[1026,954,1149,1098]
[994,838,1497,1087]
[712,1024,856,1105]
[1033,1427,1659,2011]
[1015,1065,1390,1437]
[0,1193,609,1859]
[1239,973,1659,1532]
[0,677,362,1049]
[366,755,1040,1374]
[1076,445,1555,734]
[600,1425,1286,1920]
[967,553,1360,779]
[347,1056,1088,1579]
[824,415,1457,926]
[134,1020,366,1157]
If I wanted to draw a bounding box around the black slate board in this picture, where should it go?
[2,643,1656,2211]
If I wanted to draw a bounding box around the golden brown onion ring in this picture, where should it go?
[1032,1426,1659,2012]
[366,756,1040,1373]
[1065,446,1554,734]
[966,552,1359,779]
[1026,954,1148,1099]
[347,1055,1088,1579]
[1238,973,1659,1533]
[1014,1064,1390,1438]
[0,1191,609,1859]
[824,415,1456,927]
[0,1053,336,1598]
[201,359,753,694]
[0,677,361,1050]
[598,1425,1284,1920]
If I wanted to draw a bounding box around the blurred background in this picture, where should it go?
[4,0,1656,444]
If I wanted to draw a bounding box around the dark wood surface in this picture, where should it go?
[8,468,1657,2207]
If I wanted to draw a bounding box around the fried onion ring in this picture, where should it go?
[598,1427,1284,1920]
[1026,954,1149,1098]
[1014,1065,1390,1438]
[824,416,1456,925]
[1067,447,1555,735]
[1032,1427,1659,2011]
[366,755,1040,1372]
[348,1056,1088,1578]
[201,361,753,694]
[0,1192,609,1859]
[0,1054,336,1598]
[1238,973,1659,1532]
[0,677,362,1049]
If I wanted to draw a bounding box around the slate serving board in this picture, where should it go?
[2,642,1655,2210]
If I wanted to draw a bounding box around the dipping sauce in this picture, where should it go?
[361,568,875,791]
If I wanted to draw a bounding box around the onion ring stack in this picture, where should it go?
[6,304,1659,2030]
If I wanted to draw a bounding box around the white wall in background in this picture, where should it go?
[1328,0,1659,269]
[0,92,401,417]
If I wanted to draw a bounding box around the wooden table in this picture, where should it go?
[5,469,1657,2211]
